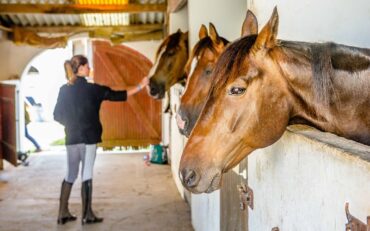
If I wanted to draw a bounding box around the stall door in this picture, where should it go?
[0,83,18,166]
[93,41,161,148]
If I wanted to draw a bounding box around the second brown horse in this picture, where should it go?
[176,23,229,137]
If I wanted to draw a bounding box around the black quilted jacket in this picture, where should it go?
[54,77,127,145]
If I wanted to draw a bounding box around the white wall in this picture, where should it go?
[248,125,370,230]
[123,40,162,63]
[188,0,248,47]
[248,0,370,47]
[165,5,189,199]
[191,191,221,231]
[169,4,189,33]
[0,40,43,80]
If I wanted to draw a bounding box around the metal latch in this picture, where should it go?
[238,183,253,210]
[345,202,370,231]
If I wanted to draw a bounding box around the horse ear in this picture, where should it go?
[182,31,189,41]
[199,24,208,39]
[209,22,220,44]
[252,6,279,51]
[241,10,258,37]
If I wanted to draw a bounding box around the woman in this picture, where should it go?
[54,55,148,225]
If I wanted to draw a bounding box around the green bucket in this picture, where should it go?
[149,144,167,164]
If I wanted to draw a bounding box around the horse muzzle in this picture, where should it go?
[179,166,222,193]
[148,79,165,99]
[176,113,190,137]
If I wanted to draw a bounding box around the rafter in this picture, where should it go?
[0,3,167,14]
[20,24,163,34]
[109,30,163,43]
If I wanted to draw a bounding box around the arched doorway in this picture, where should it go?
[20,42,73,152]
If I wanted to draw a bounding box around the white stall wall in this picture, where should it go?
[248,0,370,47]
[169,4,189,33]
[248,126,370,230]
[160,5,190,200]
[188,0,248,47]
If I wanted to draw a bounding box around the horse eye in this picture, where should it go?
[228,87,246,95]
[167,50,176,56]
[204,68,212,75]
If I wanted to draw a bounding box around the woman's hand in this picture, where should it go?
[139,76,149,87]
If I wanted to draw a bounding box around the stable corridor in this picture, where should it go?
[0,151,193,231]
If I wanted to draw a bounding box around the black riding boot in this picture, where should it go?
[57,180,77,224]
[81,179,103,225]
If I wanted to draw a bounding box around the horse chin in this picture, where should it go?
[205,172,222,193]
[151,94,160,100]
[157,91,165,99]
[149,91,164,100]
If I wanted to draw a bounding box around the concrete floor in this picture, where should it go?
[0,150,194,231]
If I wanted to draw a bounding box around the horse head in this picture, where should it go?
[179,8,292,193]
[148,30,189,99]
[176,23,230,137]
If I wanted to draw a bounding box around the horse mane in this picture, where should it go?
[185,36,229,74]
[211,35,370,107]
[211,35,257,95]
[310,43,336,106]
[282,41,370,106]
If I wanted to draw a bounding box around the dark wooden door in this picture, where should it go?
[93,41,161,148]
[0,83,18,166]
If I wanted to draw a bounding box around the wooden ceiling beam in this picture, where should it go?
[109,30,163,43]
[20,24,163,34]
[0,3,167,14]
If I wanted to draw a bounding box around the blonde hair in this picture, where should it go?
[64,55,88,85]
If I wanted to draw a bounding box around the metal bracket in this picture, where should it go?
[238,183,253,210]
[345,202,370,231]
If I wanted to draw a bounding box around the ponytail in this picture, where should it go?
[64,60,77,85]
[64,55,88,85]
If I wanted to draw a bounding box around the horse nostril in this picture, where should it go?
[183,118,188,129]
[150,86,158,95]
[181,168,199,188]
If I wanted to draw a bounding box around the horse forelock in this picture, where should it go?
[155,32,185,60]
[185,36,229,75]
[155,38,169,61]
[186,38,214,73]
[167,31,183,50]
[211,35,257,96]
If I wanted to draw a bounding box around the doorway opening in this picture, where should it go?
[21,42,73,153]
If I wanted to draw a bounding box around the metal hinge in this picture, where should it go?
[345,202,370,231]
[238,183,253,210]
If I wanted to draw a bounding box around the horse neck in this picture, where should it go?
[277,41,370,138]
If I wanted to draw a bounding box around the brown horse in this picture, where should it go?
[176,11,259,137]
[176,23,230,137]
[180,7,370,193]
[148,29,189,100]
